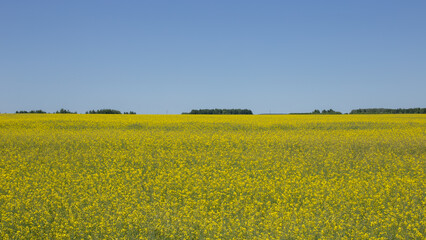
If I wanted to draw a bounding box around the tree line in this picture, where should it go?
[85,109,136,114]
[291,108,426,115]
[16,110,47,114]
[85,109,122,114]
[12,107,426,115]
[290,109,342,115]
[15,109,136,114]
[312,109,342,114]
[350,108,426,114]
[183,109,253,115]
[56,108,77,114]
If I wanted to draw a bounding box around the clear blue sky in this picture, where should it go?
[1,1,425,114]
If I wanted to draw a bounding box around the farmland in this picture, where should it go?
[0,114,425,239]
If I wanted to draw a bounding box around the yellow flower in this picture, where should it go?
[0,114,424,239]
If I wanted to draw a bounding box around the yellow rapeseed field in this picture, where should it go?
[0,114,425,239]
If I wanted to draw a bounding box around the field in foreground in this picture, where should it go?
[0,114,425,239]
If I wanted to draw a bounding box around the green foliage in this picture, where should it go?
[350,108,426,114]
[16,110,46,114]
[56,108,76,114]
[124,111,136,114]
[291,109,342,115]
[318,109,342,114]
[86,109,122,114]
[184,109,253,115]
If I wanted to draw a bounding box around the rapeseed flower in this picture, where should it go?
[0,114,424,239]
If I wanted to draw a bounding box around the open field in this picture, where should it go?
[0,114,425,239]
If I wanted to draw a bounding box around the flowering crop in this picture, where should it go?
[0,114,425,239]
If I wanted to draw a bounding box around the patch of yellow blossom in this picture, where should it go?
[0,114,425,239]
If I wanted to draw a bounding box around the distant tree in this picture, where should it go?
[350,108,426,114]
[16,110,46,114]
[185,109,253,115]
[56,108,76,114]
[86,109,121,114]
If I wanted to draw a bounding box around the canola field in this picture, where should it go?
[0,114,425,239]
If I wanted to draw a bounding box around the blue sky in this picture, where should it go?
[1,1,425,114]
